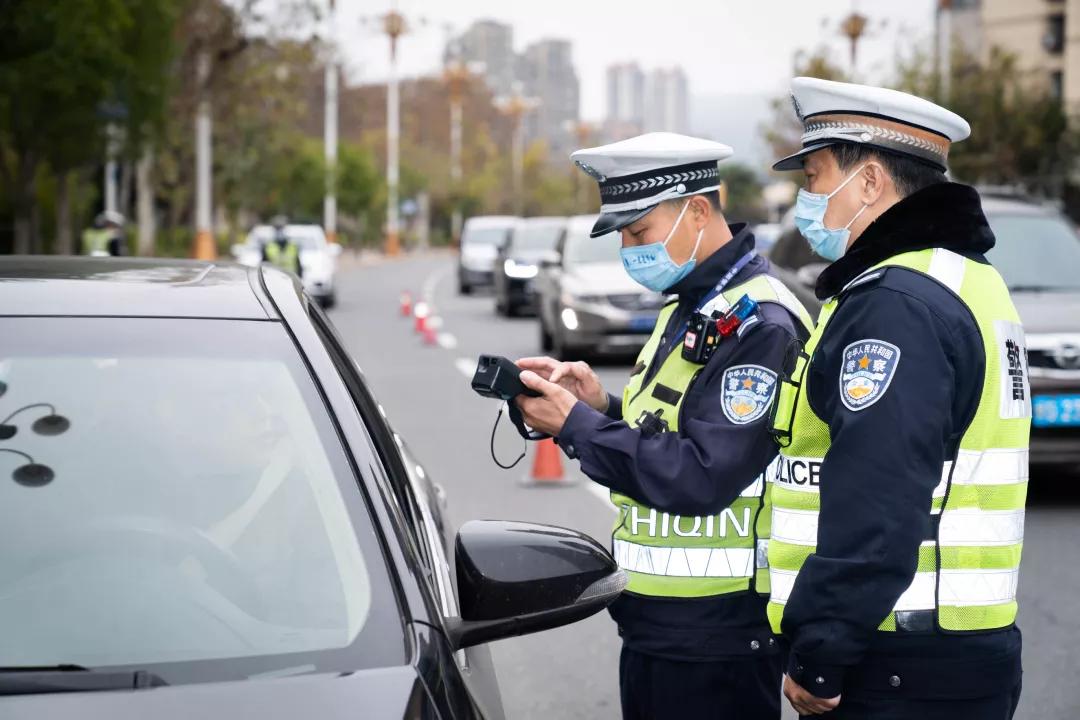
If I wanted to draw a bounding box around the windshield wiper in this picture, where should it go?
[0,665,167,695]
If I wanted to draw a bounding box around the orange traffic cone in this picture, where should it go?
[400,291,413,317]
[521,438,573,487]
[413,301,429,333]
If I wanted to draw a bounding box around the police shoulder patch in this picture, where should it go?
[721,364,778,425]
[839,339,901,411]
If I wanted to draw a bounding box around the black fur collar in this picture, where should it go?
[815,182,996,299]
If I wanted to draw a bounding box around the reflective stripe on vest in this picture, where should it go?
[767,247,1030,633]
[611,273,812,598]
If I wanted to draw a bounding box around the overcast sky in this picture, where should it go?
[331,0,938,121]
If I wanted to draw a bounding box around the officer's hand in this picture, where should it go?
[516,357,608,412]
[783,675,840,716]
[515,370,580,436]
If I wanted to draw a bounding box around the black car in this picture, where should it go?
[493,217,565,317]
[767,192,1080,467]
[0,257,625,718]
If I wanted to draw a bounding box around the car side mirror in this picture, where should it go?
[796,262,827,289]
[327,243,343,257]
[444,520,626,650]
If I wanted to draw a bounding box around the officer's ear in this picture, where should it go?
[688,194,712,229]
[860,161,890,206]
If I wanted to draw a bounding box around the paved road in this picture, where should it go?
[329,251,1079,720]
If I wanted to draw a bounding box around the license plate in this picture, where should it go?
[629,315,657,332]
[1032,395,1080,427]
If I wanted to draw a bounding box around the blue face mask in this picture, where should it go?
[794,164,869,262]
[620,200,703,292]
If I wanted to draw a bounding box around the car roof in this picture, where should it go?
[980,195,1059,217]
[463,215,520,229]
[0,256,279,319]
[517,216,566,226]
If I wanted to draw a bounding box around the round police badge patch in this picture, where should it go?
[721,364,777,425]
[839,339,901,411]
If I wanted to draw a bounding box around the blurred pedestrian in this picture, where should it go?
[263,215,302,277]
[768,77,1028,719]
[81,211,125,256]
[515,132,813,720]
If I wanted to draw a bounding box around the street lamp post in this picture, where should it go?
[193,47,216,260]
[444,59,471,245]
[495,86,539,216]
[324,0,339,244]
[383,10,407,256]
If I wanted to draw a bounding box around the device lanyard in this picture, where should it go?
[662,251,756,356]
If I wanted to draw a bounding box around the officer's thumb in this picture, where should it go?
[519,370,551,396]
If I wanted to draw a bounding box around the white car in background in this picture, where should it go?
[457,215,520,294]
[233,224,342,307]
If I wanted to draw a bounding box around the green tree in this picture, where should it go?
[896,45,1078,195]
[0,0,133,253]
[718,163,766,223]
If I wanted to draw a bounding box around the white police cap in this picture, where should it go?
[571,132,733,238]
[773,77,971,172]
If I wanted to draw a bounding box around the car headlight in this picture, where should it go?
[504,259,538,279]
[561,307,579,330]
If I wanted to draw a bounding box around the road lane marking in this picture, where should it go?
[438,333,458,349]
[422,263,452,304]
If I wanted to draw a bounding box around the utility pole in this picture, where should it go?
[104,124,120,215]
[193,47,216,260]
[444,58,471,245]
[496,85,539,216]
[324,0,339,243]
[382,10,407,256]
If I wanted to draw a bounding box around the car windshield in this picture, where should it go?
[0,318,402,686]
[512,222,563,252]
[463,226,511,246]
[985,211,1080,291]
[564,226,622,265]
[253,226,325,250]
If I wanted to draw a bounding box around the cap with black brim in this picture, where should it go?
[771,141,837,172]
[589,205,655,238]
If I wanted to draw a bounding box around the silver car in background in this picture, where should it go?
[535,214,667,360]
[457,215,520,295]
[232,224,342,307]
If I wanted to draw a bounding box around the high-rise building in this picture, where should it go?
[937,0,1080,109]
[455,20,516,98]
[643,67,689,135]
[605,63,645,140]
[519,39,580,158]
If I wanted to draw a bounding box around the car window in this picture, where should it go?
[564,226,621,265]
[462,227,510,246]
[250,226,326,250]
[307,306,455,618]
[0,317,403,685]
[511,222,564,252]
[985,211,1080,291]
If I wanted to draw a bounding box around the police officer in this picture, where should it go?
[515,132,813,720]
[82,211,125,256]
[767,78,1028,718]
[263,215,302,277]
